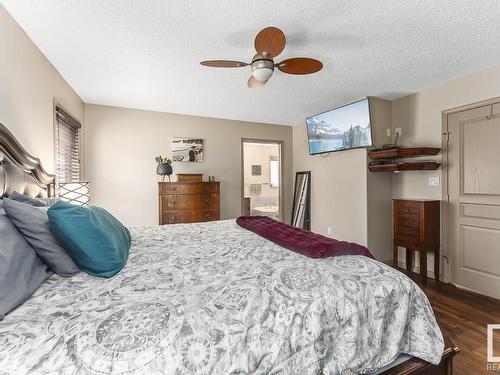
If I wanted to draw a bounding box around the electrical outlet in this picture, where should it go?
[395,128,402,136]
[327,227,332,235]
[386,128,391,137]
[429,176,440,186]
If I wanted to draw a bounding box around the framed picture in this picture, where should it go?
[251,165,262,176]
[172,137,204,162]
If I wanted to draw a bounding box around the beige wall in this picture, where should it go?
[392,64,500,277]
[293,128,368,244]
[366,98,393,261]
[0,5,84,173]
[292,64,500,266]
[5,0,500,271]
[292,98,393,260]
[84,104,292,226]
[392,64,500,199]
[243,143,279,185]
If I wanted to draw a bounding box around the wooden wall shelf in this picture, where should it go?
[368,147,441,160]
[368,162,441,172]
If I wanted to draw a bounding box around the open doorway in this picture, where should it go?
[241,139,283,221]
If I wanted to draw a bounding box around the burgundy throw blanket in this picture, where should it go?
[236,216,374,259]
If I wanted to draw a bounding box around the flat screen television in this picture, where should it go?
[306,98,372,155]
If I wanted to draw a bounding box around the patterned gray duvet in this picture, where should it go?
[0,220,443,374]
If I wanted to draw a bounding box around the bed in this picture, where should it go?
[0,123,458,374]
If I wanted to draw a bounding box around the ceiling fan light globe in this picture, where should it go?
[253,67,273,82]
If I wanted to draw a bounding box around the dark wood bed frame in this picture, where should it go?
[0,122,459,374]
[381,338,459,375]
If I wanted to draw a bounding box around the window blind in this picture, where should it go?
[55,105,81,183]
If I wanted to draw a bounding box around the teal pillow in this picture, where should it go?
[47,201,131,278]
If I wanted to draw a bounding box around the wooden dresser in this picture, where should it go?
[393,199,440,284]
[158,182,220,224]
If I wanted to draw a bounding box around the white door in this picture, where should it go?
[448,102,500,299]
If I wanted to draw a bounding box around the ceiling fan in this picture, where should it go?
[200,27,323,88]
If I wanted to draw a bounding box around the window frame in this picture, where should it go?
[53,102,82,183]
[269,155,280,188]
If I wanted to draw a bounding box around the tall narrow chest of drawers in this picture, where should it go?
[158,182,220,224]
[393,199,440,284]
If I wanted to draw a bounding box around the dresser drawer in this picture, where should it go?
[395,233,420,246]
[159,181,220,225]
[191,210,219,222]
[398,210,418,221]
[159,183,219,195]
[397,224,419,236]
[397,201,420,217]
[161,210,219,224]
[398,217,419,229]
[161,194,219,210]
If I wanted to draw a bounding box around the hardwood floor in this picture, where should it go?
[395,268,500,374]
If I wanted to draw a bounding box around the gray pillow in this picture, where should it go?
[9,191,59,207]
[3,198,80,277]
[0,212,52,320]
[38,197,60,206]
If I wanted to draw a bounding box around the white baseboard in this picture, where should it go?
[397,260,436,280]
[380,259,438,280]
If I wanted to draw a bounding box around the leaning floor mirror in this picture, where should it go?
[291,171,311,230]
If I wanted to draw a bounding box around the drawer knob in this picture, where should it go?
[168,200,176,206]
[169,216,176,223]
[168,187,177,192]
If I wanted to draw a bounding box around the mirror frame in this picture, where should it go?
[291,171,311,230]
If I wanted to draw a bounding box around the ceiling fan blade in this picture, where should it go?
[276,57,323,75]
[200,60,249,68]
[247,76,267,89]
[254,27,286,58]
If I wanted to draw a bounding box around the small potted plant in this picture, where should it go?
[155,155,173,182]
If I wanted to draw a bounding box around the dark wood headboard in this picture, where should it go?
[0,123,55,198]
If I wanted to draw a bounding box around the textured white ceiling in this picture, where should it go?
[2,0,500,125]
